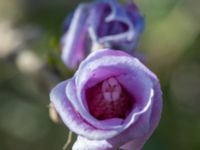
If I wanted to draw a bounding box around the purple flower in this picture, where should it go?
[50,49,162,150]
[61,0,144,69]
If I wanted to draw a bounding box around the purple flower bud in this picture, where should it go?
[61,0,144,69]
[50,49,162,150]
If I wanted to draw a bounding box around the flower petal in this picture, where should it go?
[71,50,159,131]
[117,73,153,108]
[50,80,120,140]
[61,0,145,69]
[124,1,145,37]
[50,49,162,149]
[120,85,162,150]
[73,136,114,150]
[88,0,144,50]
[109,81,162,149]
[66,76,125,130]
[61,4,89,68]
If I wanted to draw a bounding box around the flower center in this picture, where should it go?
[86,77,133,120]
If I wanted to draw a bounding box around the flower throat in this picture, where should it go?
[86,77,133,120]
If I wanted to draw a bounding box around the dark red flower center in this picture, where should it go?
[86,77,133,120]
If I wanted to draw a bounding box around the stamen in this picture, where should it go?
[103,92,112,101]
[108,77,118,86]
[102,77,122,101]
[112,91,120,101]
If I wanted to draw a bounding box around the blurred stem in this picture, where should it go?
[63,131,73,150]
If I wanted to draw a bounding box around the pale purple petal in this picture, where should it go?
[61,0,144,69]
[50,49,162,149]
[61,4,89,68]
[66,50,160,131]
[50,80,120,140]
[116,73,153,109]
[73,136,114,150]
[66,76,125,131]
[120,84,162,150]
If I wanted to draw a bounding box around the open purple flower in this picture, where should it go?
[50,49,162,150]
[61,0,144,69]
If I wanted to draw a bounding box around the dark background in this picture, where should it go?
[0,0,200,149]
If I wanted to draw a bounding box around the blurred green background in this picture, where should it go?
[0,0,200,150]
